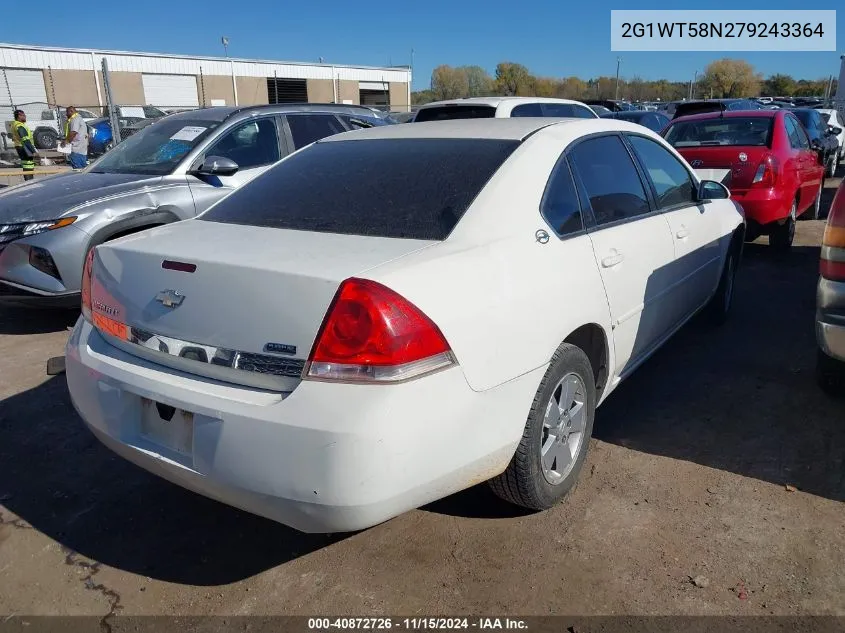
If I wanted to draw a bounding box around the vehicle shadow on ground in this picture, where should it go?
[0,375,345,585]
[593,242,845,503]
[0,306,79,335]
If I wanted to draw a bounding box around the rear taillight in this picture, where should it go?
[751,155,779,187]
[821,182,845,281]
[80,247,95,321]
[306,278,456,383]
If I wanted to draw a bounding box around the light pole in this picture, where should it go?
[221,36,229,58]
[615,57,622,100]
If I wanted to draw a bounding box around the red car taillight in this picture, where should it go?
[306,278,456,383]
[821,182,845,282]
[751,154,779,187]
[80,247,95,321]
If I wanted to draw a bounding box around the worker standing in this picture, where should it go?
[61,106,89,170]
[9,109,37,181]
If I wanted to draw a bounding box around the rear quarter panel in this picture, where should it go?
[363,125,614,393]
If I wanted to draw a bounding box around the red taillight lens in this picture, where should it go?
[80,247,95,321]
[306,278,455,383]
[821,183,845,281]
[751,155,778,187]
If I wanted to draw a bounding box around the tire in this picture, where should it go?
[33,128,58,150]
[816,349,845,395]
[708,243,738,325]
[811,184,823,220]
[825,154,837,179]
[769,200,796,250]
[489,343,596,510]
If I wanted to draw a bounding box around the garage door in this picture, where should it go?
[1,69,49,122]
[142,74,199,108]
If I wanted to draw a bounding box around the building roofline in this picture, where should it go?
[0,42,411,74]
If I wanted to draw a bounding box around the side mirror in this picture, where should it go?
[698,179,730,201]
[191,155,238,177]
[829,126,843,136]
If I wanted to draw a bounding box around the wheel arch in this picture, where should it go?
[563,323,609,397]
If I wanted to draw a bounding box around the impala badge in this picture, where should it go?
[155,289,185,308]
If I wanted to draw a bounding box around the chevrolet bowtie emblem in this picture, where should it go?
[155,289,185,308]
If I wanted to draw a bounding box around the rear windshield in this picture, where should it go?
[663,117,773,148]
[201,138,519,240]
[414,105,496,122]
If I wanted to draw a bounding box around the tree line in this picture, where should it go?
[412,59,839,105]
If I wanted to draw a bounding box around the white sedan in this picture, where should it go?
[66,118,745,533]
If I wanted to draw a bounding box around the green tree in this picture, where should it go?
[495,62,532,96]
[412,89,435,105]
[430,65,469,100]
[459,65,494,97]
[762,74,796,97]
[702,58,761,98]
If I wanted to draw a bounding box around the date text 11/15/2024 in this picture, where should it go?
[308,618,529,630]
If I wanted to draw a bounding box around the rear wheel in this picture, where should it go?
[825,154,837,179]
[769,201,796,250]
[489,343,596,510]
[811,184,823,220]
[817,349,845,395]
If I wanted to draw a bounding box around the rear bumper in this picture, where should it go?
[65,318,540,533]
[817,277,845,362]
[730,187,791,226]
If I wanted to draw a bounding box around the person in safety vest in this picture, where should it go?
[61,106,89,170]
[10,109,38,181]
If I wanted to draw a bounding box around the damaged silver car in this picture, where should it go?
[0,104,386,307]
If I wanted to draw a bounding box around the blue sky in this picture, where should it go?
[10,1,843,89]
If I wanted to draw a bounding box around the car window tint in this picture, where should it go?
[413,105,496,122]
[287,114,346,149]
[511,103,544,117]
[569,135,650,225]
[786,116,810,149]
[201,138,519,241]
[627,135,696,208]
[542,103,595,118]
[541,157,583,236]
[206,118,280,169]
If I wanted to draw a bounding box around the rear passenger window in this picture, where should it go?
[511,103,543,117]
[786,116,810,149]
[569,135,651,226]
[542,103,595,119]
[286,114,346,149]
[627,135,696,208]
[541,157,583,236]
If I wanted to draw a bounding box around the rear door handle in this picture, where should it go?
[601,252,624,268]
[676,227,690,239]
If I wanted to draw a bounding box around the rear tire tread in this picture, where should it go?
[489,343,595,510]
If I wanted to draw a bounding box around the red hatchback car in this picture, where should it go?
[663,110,825,249]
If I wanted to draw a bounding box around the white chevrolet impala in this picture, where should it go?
[66,118,745,533]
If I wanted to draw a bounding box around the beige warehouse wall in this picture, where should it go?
[97,71,145,105]
[197,75,235,106]
[389,82,409,111]
[44,69,101,109]
[307,79,334,103]
[338,80,359,104]
[236,77,268,105]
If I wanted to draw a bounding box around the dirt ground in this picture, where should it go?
[0,176,843,620]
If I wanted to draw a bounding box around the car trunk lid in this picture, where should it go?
[89,220,436,391]
[676,146,771,190]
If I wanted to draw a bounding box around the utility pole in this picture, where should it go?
[689,70,698,100]
[615,57,622,100]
